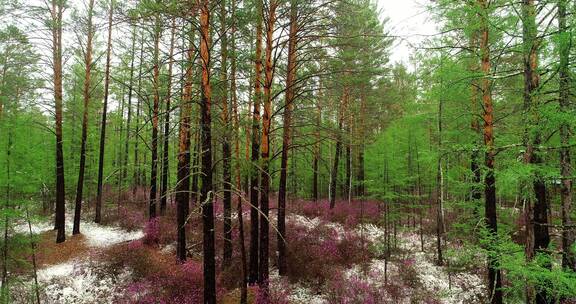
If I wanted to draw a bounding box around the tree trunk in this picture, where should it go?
[436,57,444,266]
[191,128,200,204]
[149,11,162,220]
[259,0,277,293]
[95,0,113,224]
[53,0,66,243]
[521,2,550,302]
[313,95,321,201]
[219,0,233,270]
[344,139,351,200]
[249,0,263,285]
[160,18,176,216]
[469,31,482,211]
[230,0,247,298]
[176,26,195,262]
[558,0,575,272]
[122,26,137,190]
[1,132,11,300]
[330,88,348,209]
[479,1,503,302]
[73,0,95,235]
[356,93,365,198]
[199,1,216,302]
[277,0,297,276]
[133,34,145,193]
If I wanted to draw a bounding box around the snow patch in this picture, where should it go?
[15,214,143,248]
[79,222,143,248]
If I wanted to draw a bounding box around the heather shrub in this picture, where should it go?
[293,199,382,228]
[119,260,205,303]
[325,271,392,304]
[253,278,292,304]
[117,206,146,231]
[143,218,160,246]
[398,258,420,288]
[283,220,370,288]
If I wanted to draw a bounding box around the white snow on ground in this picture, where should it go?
[37,260,132,304]
[269,269,328,304]
[287,214,323,230]
[286,214,486,304]
[79,221,143,247]
[15,213,143,248]
[37,262,76,282]
[161,242,176,254]
[13,214,143,304]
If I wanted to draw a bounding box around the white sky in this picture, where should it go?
[375,0,437,66]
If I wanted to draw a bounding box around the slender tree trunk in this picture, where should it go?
[53,0,66,243]
[436,57,444,266]
[330,88,348,209]
[219,0,233,269]
[415,141,424,252]
[199,1,216,302]
[313,96,321,201]
[558,0,575,272]
[133,35,145,193]
[149,11,162,220]
[95,0,113,224]
[469,31,482,212]
[1,132,11,300]
[249,0,263,284]
[176,26,195,262]
[521,3,550,303]
[73,0,95,235]
[122,27,137,190]
[230,0,247,299]
[191,128,200,203]
[356,94,365,197]
[277,0,297,276]
[479,1,503,302]
[344,138,351,200]
[161,18,176,216]
[258,0,277,293]
[26,208,41,304]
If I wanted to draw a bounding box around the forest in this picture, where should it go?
[0,0,575,303]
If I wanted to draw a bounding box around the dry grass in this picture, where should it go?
[35,230,89,267]
[220,288,256,304]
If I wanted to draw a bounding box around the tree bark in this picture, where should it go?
[558,0,575,272]
[469,30,482,211]
[122,26,137,190]
[259,0,277,292]
[72,0,94,234]
[199,1,216,302]
[522,1,550,302]
[73,0,95,235]
[160,18,176,216]
[313,88,321,201]
[230,0,247,299]
[479,1,503,302]
[329,88,348,209]
[436,57,444,266]
[95,0,113,224]
[219,0,233,270]
[1,132,11,300]
[52,0,66,244]
[277,0,297,276]
[133,34,145,192]
[176,25,195,262]
[249,0,263,285]
[149,9,162,220]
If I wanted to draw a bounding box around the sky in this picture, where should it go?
[375,0,437,66]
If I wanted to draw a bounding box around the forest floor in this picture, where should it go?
[10,191,487,304]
